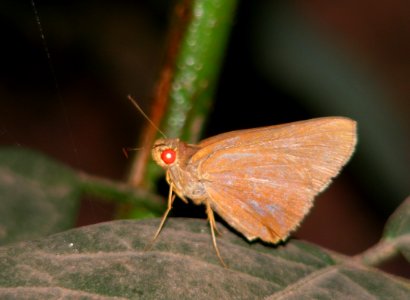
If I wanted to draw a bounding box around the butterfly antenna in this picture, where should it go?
[122,147,144,158]
[127,95,167,138]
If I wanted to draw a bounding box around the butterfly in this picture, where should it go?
[148,117,357,267]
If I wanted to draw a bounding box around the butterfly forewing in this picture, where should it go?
[191,117,357,243]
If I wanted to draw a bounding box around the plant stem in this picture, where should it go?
[128,0,238,190]
[77,172,165,215]
[355,238,399,267]
[163,0,238,142]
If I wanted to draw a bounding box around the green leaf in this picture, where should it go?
[0,147,81,245]
[1,218,408,299]
[382,196,410,262]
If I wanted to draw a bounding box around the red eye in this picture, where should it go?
[161,148,176,164]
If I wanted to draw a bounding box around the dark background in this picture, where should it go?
[0,0,409,276]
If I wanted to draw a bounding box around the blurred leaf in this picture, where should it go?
[0,147,80,245]
[0,218,408,299]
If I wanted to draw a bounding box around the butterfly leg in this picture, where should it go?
[205,201,228,268]
[145,183,176,251]
[166,170,188,203]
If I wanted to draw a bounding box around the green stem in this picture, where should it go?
[355,238,399,267]
[165,0,238,141]
[77,172,165,215]
[145,0,238,186]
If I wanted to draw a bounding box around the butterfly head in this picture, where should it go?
[152,138,180,168]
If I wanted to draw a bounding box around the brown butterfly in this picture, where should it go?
[149,117,357,267]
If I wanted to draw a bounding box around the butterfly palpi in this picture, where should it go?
[149,117,357,267]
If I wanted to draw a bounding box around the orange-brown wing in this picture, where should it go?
[191,117,357,243]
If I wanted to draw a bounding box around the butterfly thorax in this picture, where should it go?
[152,138,207,205]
